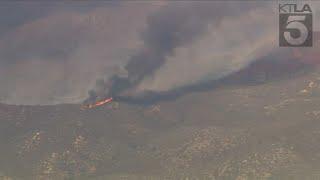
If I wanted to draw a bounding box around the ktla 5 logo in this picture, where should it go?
[279,3,313,47]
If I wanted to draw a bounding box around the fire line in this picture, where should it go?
[81,97,113,110]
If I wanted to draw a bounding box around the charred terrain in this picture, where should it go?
[2,55,320,179]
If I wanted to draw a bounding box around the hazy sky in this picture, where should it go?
[0,1,319,105]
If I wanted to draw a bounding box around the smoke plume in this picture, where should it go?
[1,1,320,105]
[88,2,277,102]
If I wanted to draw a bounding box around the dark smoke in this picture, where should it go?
[87,2,261,103]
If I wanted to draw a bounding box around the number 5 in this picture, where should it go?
[284,15,308,45]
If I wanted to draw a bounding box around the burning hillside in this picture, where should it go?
[1,63,320,179]
[81,97,113,110]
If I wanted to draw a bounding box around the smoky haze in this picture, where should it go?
[0,2,157,105]
[1,1,319,105]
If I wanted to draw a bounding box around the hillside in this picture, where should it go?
[1,58,320,179]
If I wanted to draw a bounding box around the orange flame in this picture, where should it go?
[81,97,113,110]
